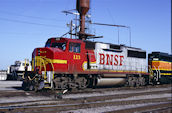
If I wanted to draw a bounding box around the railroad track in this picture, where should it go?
[0,84,171,113]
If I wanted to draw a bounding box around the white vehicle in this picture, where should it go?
[7,59,32,80]
[0,70,7,81]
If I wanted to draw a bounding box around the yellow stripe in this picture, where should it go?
[84,69,147,74]
[35,56,67,64]
[44,87,51,88]
[161,73,172,75]
[82,61,97,71]
[47,58,67,64]
[109,70,147,73]
[152,60,172,63]
[152,69,172,71]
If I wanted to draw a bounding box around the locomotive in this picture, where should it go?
[29,37,149,90]
[22,0,172,91]
[148,52,172,84]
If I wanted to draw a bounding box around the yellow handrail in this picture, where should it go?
[34,56,54,80]
[148,65,153,77]
[47,59,55,79]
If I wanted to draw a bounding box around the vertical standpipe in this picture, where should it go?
[76,0,90,40]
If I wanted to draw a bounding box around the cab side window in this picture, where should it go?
[69,43,81,53]
[45,39,51,47]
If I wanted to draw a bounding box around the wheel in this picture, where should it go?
[17,76,23,81]
[136,78,140,87]
[22,81,29,91]
[128,77,135,87]
[38,81,44,90]
[29,85,34,91]
[12,71,18,80]
[139,77,146,86]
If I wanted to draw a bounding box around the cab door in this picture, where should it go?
[68,42,85,73]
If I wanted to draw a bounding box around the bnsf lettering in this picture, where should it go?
[114,55,118,65]
[99,53,124,66]
[106,54,113,65]
[99,53,105,64]
[120,56,124,66]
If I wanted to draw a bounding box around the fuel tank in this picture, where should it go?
[96,78,126,86]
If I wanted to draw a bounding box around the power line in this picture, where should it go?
[0,31,57,36]
[106,8,116,24]
[0,10,65,22]
[0,17,66,28]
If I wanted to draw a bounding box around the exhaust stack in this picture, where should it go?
[76,0,90,40]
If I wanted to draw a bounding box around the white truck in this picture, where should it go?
[7,59,32,80]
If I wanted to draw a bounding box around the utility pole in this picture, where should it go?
[129,27,131,47]
[117,27,119,44]
[75,14,77,39]
[70,20,73,39]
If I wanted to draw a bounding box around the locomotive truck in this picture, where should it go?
[22,0,171,91]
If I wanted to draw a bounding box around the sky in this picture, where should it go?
[0,0,171,70]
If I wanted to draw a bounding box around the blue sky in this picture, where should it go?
[0,0,171,70]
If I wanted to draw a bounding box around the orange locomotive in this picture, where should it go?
[148,52,172,84]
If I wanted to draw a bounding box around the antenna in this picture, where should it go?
[67,20,74,38]
[90,22,129,28]
[62,0,96,40]
[62,9,91,39]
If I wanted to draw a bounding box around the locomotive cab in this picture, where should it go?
[30,37,90,89]
[45,38,66,50]
[32,37,87,73]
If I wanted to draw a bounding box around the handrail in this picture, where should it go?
[34,56,54,80]
[44,58,55,79]
[148,65,153,76]
[34,56,47,78]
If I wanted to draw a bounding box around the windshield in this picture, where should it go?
[51,42,66,50]
[15,62,21,67]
